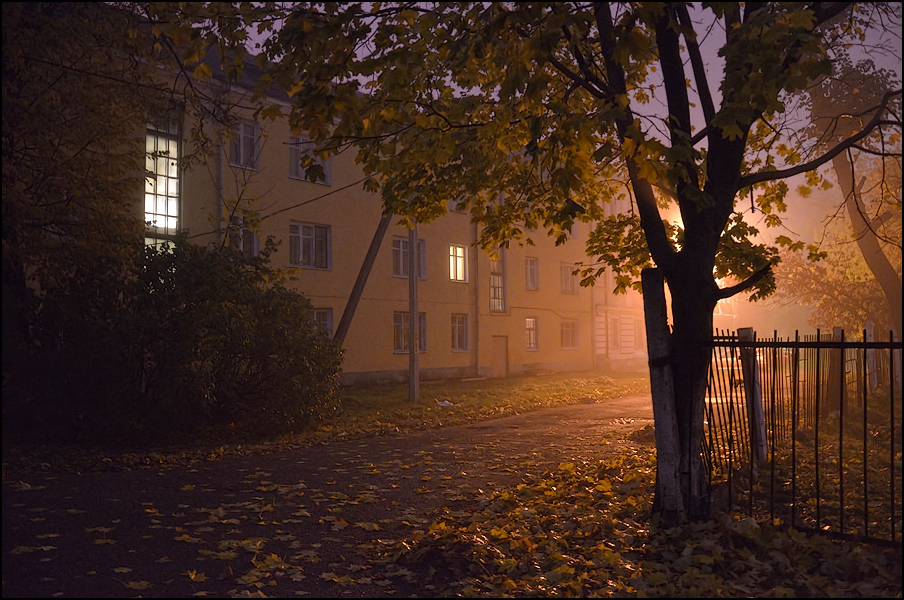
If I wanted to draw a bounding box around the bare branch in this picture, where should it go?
[739,89,902,188]
[716,262,773,299]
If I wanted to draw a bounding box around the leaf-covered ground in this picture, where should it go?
[3,372,901,597]
[379,434,902,597]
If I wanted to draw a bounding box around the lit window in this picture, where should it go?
[230,121,260,169]
[393,312,427,353]
[449,244,468,282]
[489,247,506,313]
[525,257,539,290]
[560,264,578,294]
[289,136,331,185]
[145,110,181,243]
[561,320,578,349]
[312,308,333,338]
[392,237,426,279]
[525,317,539,350]
[290,222,331,269]
[451,314,468,351]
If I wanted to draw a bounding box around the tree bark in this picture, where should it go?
[833,154,903,341]
[642,269,683,525]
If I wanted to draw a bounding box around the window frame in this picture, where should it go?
[489,247,507,313]
[392,237,426,279]
[451,313,469,351]
[312,308,334,338]
[561,319,578,349]
[145,109,182,244]
[525,256,539,290]
[560,264,579,294]
[393,311,427,353]
[288,135,332,185]
[227,215,259,258]
[449,244,468,282]
[525,317,539,351]
[229,120,260,170]
[289,222,331,269]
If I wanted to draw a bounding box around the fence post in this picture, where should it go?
[825,327,844,415]
[864,321,878,392]
[738,327,768,463]
[641,268,683,521]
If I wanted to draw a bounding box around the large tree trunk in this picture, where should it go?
[833,155,903,341]
[647,255,720,523]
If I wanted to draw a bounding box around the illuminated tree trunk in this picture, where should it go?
[833,154,903,341]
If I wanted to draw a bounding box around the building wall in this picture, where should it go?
[163,77,645,385]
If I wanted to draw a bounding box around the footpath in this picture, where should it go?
[2,394,654,598]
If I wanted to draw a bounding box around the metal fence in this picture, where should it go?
[704,328,903,545]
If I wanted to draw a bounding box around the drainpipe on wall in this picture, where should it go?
[473,220,480,377]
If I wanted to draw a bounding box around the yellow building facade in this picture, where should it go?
[145,60,646,385]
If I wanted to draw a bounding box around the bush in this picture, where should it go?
[2,235,342,446]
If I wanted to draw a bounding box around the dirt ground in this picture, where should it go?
[2,393,654,598]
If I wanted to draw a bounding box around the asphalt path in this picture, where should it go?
[2,394,654,598]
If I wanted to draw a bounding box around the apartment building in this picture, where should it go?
[144,56,647,385]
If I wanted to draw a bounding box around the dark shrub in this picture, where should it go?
[2,235,342,446]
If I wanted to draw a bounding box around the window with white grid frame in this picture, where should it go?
[560,264,579,294]
[561,319,578,349]
[393,312,427,353]
[449,244,467,282]
[392,237,426,279]
[290,222,330,269]
[451,313,468,351]
[489,247,506,313]
[525,256,539,290]
[312,308,333,338]
[289,136,332,185]
[525,317,539,350]
[230,121,260,169]
[145,110,181,243]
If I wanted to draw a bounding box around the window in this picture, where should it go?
[392,237,426,279]
[525,317,539,350]
[145,110,181,244]
[393,312,427,353]
[449,244,468,282]
[312,308,333,338]
[290,222,331,269]
[561,320,578,349]
[560,264,578,294]
[635,319,646,351]
[525,257,539,290]
[289,136,331,185]
[489,247,506,313]
[230,121,259,169]
[227,215,259,258]
[451,314,468,351]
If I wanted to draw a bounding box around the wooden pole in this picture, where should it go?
[641,268,683,522]
[409,223,420,402]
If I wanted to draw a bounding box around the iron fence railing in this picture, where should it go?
[704,329,902,545]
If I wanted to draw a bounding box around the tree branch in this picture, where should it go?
[675,4,715,125]
[739,89,902,188]
[716,262,773,299]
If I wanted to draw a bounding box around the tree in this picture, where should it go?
[803,55,903,340]
[146,2,903,523]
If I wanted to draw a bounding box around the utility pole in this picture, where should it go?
[408,222,420,402]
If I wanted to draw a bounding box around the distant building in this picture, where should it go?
[143,53,648,385]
